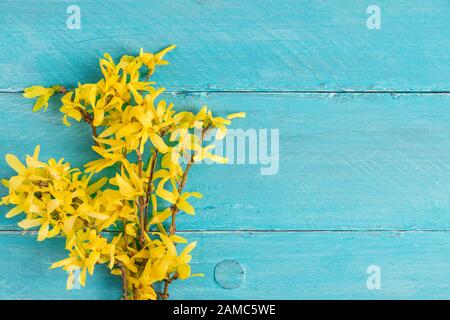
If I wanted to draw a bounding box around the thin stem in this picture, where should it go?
[163,126,210,298]
[123,220,129,249]
[136,150,146,245]
[121,228,135,299]
[118,262,128,300]
[75,106,99,146]
[169,162,192,235]
[91,125,99,143]
[161,274,177,300]
[144,150,159,227]
[145,72,152,81]
[169,126,210,235]
[161,279,171,300]
[143,129,168,228]
[56,86,99,145]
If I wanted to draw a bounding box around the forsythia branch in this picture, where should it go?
[3,45,245,300]
[136,149,146,245]
[75,106,99,146]
[145,149,159,227]
[118,262,128,300]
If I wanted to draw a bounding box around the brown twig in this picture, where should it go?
[161,274,177,300]
[75,106,99,146]
[123,220,129,249]
[161,278,171,300]
[144,70,155,82]
[91,125,99,144]
[143,129,169,227]
[163,126,210,298]
[118,262,128,300]
[144,150,159,227]
[136,150,146,245]
[54,86,99,145]
[55,85,67,94]
[169,126,210,235]
[169,162,192,235]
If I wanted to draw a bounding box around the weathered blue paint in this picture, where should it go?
[2,93,450,231]
[1,0,450,300]
[0,0,450,91]
[1,232,450,299]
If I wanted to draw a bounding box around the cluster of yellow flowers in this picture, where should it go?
[0,45,245,300]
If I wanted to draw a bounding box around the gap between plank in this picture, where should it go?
[2,90,450,95]
[1,229,450,235]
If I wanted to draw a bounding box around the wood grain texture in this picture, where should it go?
[1,0,450,91]
[1,231,450,299]
[2,0,450,301]
[2,93,450,231]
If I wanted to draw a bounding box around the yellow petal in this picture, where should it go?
[189,192,203,199]
[149,209,172,225]
[50,257,77,269]
[86,211,110,220]
[155,44,176,62]
[79,268,87,287]
[26,155,44,168]
[93,108,104,126]
[18,218,44,229]
[23,86,47,98]
[116,174,135,197]
[5,154,26,174]
[37,222,49,241]
[149,132,168,154]
[32,145,41,159]
[47,199,60,214]
[160,234,177,257]
[89,85,97,107]
[177,198,195,215]
[32,96,46,112]
[125,224,137,237]
[195,105,207,121]
[180,241,197,258]
[99,123,121,138]
[153,259,170,280]
[5,206,23,218]
[63,215,78,234]
[65,108,82,122]
[156,187,177,204]
[215,125,227,140]
[62,115,72,127]
[87,177,108,194]
[170,234,188,244]
[116,255,138,273]
[177,263,191,280]
[207,153,228,164]
[111,269,122,276]
[227,112,246,119]
[129,84,143,104]
[66,272,74,290]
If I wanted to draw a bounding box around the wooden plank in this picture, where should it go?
[1,0,450,91]
[1,231,450,299]
[2,92,450,231]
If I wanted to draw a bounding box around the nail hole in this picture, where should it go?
[214,259,245,289]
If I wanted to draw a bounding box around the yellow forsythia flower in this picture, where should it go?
[3,45,245,300]
[23,86,56,112]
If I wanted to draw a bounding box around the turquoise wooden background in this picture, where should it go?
[1,0,450,299]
